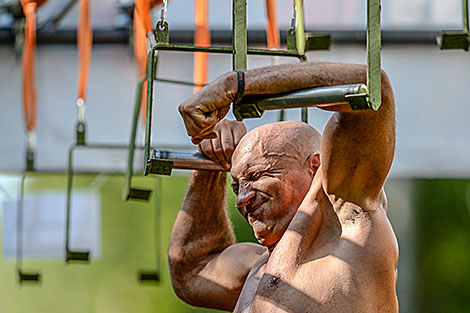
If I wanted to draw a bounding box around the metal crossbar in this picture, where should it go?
[65,143,145,262]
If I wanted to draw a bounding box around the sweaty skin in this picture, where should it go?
[169,62,398,312]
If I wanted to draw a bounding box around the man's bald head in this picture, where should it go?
[230,121,322,247]
[232,121,321,171]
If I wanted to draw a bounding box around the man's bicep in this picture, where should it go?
[320,71,395,206]
[177,242,267,311]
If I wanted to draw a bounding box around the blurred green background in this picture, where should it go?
[0,173,468,313]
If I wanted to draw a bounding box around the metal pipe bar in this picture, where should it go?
[152,150,227,172]
[233,84,369,120]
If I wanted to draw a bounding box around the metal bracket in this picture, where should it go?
[145,159,174,176]
[345,93,370,111]
[437,31,469,51]
[437,0,469,51]
[287,30,331,52]
[139,271,160,283]
[155,21,169,44]
[25,148,34,171]
[233,102,264,121]
[76,122,86,145]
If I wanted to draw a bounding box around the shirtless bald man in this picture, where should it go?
[168,62,398,312]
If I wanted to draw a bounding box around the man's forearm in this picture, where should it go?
[242,62,368,96]
[168,170,235,280]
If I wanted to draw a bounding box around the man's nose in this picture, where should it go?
[236,184,256,209]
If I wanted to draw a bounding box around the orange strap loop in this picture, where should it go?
[77,0,92,101]
[265,0,280,49]
[193,0,210,94]
[20,1,43,132]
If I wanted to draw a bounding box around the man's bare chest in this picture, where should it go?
[233,249,356,313]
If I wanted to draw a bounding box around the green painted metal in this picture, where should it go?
[16,173,41,284]
[304,33,331,51]
[155,21,169,44]
[301,108,308,123]
[367,0,382,111]
[123,78,152,201]
[294,0,305,56]
[65,145,90,263]
[146,159,174,176]
[76,121,86,145]
[25,149,34,171]
[232,0,247,71]
[437,0,469,51]
[144,49,157,171]
[143,46,304,175]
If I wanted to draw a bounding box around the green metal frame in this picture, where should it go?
[143,0,308,176]
[437,0,469,51]
[65,143,146,262]
[142,0,382,175]
[16,173,41,284]
[122,79,152,201]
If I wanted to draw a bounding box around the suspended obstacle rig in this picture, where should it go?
[15,0,50,285]
[141,0,382,176]
[63,0,162,284]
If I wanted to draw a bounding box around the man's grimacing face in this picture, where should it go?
[230,144,316,248]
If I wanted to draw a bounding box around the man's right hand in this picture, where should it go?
[179,72,237,144]
[198,119,246,170]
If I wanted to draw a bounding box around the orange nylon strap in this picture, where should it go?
[21,1,38,132]
[265,0,280,49]
[77,0,92,101]
[193,0,210,94]
[134,0,154,125]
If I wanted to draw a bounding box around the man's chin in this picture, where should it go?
[254,232,280,248]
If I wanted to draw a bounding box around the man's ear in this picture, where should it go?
[307,153,321,177]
